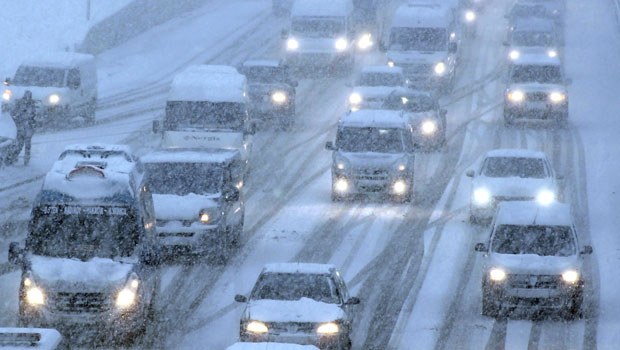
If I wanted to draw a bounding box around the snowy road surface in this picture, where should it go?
[1,0,619,349]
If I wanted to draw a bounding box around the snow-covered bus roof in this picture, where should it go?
[141,148,240,165]
[485,148,547,159]
[0,328,62,350]
[262,263,336,275]
[340,109,407,129]
[360,65,404,75]
[392,2,453,28]
[495,201,573,227]
[291,0,353,18]
[20,52,94,69]
[167,65,247,103]
[226,343,319,350]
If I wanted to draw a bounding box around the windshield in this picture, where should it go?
[291,18,345,38]
[492,225,576,256]
[165,101,246,131]
[511,64,563,83]
[144,163,224,195]
[27,204,139,259]
[356,72,404,87]
[389,27,447,51]
[337,127,406,153]
[481,157,548,178]
[383,94,436,112]
[250,273,340,304]
[244,66,287,84]
[510,5,548,18]
[512,31,554,46]
[12,66,66,87]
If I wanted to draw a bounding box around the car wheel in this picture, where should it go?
[565,293,583,320]
[231,219,244,248]
[503,110,514,126]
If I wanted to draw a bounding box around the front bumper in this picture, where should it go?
[504,101,568,121]
[156,224,228,254]
[331,170,412,197]
[286,51,353,66]
[241,331,346,350]
[484,278,583,311]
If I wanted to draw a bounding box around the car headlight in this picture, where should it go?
[335,38,348,51]
[507,90,525,103]
[357,33,373,50]
[22,274,45,306]
[387,60,395,68]
[549,92,566,104]
[489,268,507,282]
[115,274,140,309]
[317,322,340,335]
[48,94,60,105]
[509,50,520,60]
[434,62,446,75]
[287,38,299,51]
[271,91,287,104]
[421,120,438,135]
[562,270,579,284]
[334,178,349,193]
[547,49,558,58]
[246,320,269,334]
[2,89,12,102]
[465,10,476,22]
[199,209,220,224]
[349,93,362,105]
[392,180,408,195]
[397,163,407,172]
[472,188,491,205]
[536,190,555,205]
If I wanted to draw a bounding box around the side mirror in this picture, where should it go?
[565,78,573,85]
[244,121,257,135]
[152,120,161,134]
[234,294,247,303]
[3,77,11,86]
[325,141,336,151]
[466,170,475,177]
[281,30,289,39]
[474,243,487,252]
[223,186,240,202]
[345,296,360,305]
[449,42,458,53]
[8,242,23,265]
[580,245,593,255]
[140,247,162,267]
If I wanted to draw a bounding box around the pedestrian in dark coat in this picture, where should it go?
[8,90,37,165]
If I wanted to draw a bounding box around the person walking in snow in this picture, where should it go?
[8,90,37,165]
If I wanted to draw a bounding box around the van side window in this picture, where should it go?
[67,68,81,89]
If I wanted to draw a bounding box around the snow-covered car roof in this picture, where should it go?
[512,17,556,32]
[20,52,94,69]
[41,165,136,202]
[168,65,246,103]
[226,342,319,350]
[53,144,138,175]
[511,51,561,65]
[242,59,283,68]
[388,87,435,99]
[0,328,62,350]
[495,201,573,226]
[360,65,404,75]
[484,148,548,160]
[291,0,353,17]
[141,148,240,165]
[262,262,336,275]
[340,109,407,129]
[392,2,453,28]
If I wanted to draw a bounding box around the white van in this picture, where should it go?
[2,52,97,125]
[283,0,358,71]
[382,2,459,92]
[153,65,254,172]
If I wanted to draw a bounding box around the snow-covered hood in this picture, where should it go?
[338,152,407,170]
[153,193,219,221]
[243,298,345,323]
[162,130,244,151]
[387,50,447,65]
[405,111,439,124]
[509,46,558,56]
[489,253,581,275]
[5,85,70,106]
[352,86,400,101]
[248,83,293,95]
[473,176,555,198]
[29,255,133,292]
[508,82,566,94]
[291,37,347,53]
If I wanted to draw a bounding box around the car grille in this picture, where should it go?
[51,292,110,313]
[248,91,267,103]
[526,92,549,102]
[403,64,433,75]
[353,168,389,181]
[268,322,316,334]
[156,219,194,227]
[508,274,561,289]
[493,196,535,202]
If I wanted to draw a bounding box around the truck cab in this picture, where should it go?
[383,2,459,93]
